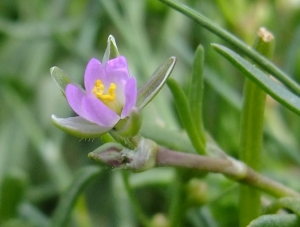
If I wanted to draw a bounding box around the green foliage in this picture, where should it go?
[248,214,300,227]
[0,171,27,223]
[167,78,205,154]
[51,166,101,227]
[188,45,206,145]
[1,0,300,226]
[265,197,300,216]
[212,44,300,115]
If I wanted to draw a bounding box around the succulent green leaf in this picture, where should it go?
[51,166,101,227]
[265,197,300,216]
[248,214,300,227]
[189,45,206,145]
[102,34,120,66]
[137,57,176,109]
[167,78,205,154]
[51,115,110,138]
[159,0,300,96]
[50,66,82,96]
[212,44,300,115]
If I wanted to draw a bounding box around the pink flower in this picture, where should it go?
[52,56,137,137]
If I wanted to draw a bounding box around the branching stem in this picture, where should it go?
[156,147,300,198]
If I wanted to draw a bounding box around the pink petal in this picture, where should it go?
[82,95,120,127]
[106,56,130,83]
[84,58,106,93]
[121,77,137,118]
[66,84,87,119]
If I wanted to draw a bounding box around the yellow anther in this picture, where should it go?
[92,79,116,103]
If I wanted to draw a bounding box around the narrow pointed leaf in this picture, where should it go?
[51,166,101,227]
[265,197,300,216]
[102,35,120,66]
[189,45,206,144]
[137,57,176,109]
[51,115,110,138]
[212,44,300,115]
[167,78,205,154]
[248,214,300,227]
[159,0,300,95]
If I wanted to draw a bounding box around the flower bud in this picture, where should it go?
[88,138,158,172]
[88,143,125,168]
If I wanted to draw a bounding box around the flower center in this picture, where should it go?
[92,79,116,104]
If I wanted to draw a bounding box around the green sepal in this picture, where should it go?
[114,107,142,137]
[212,44,300,115]
[167,78,205,154]
[137,57,176,109]
[51,115,111,138]
[50,66,82,96]
[102,35,120,66]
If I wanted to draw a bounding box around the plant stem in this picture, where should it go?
[156,147,300,198]
[238,27,274,226]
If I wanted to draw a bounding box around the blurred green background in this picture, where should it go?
[1,0,300,226]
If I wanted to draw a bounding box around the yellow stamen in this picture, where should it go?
[92,79,116,104]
